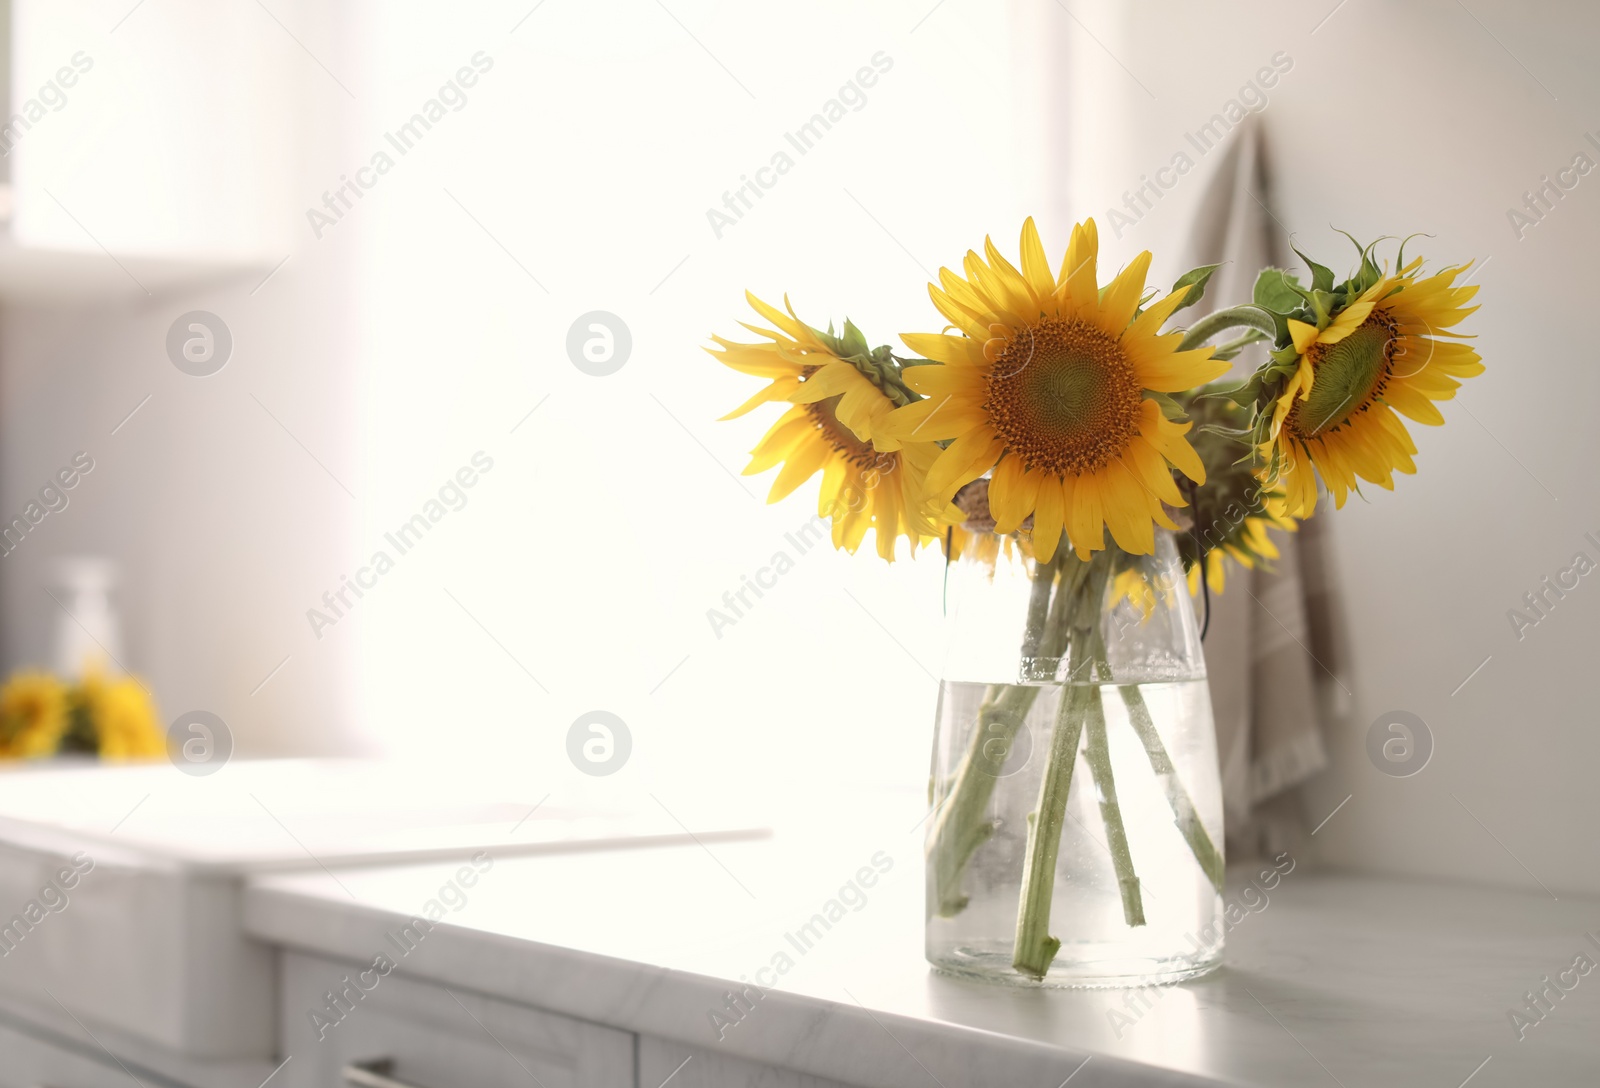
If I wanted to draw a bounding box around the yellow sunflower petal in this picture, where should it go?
[1097,251,1152,335]
[1288,319,1320,354]
[721,376,802,420]
[925,432,1004,498]
[900,332,987,369]
[1018,217,1055,304]
[1032,476,1066,561]
[1058,219,1100,315]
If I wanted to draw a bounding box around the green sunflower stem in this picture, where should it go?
[927,682,1040,916]
[1119,683,1226,895]
[1082,687,1146,927]
[1011,626,1092,979]
[927,555,1060,916]
[1018,553,1059,667]
[1177,305,1278,353]
[1011,557,1113,980]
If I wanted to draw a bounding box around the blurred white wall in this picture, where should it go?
[340,0,1050,804]
[1050,0,1600,896]
[2,0,1591,900]
[0,1,1050,796]
[0,0,361,756]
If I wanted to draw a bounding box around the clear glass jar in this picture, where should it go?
[925,528,1225,987]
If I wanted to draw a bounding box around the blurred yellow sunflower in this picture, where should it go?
[708,293,954,561]
[1261,256,1482,516]
[0,672,69,759]
[88,675,166,761]
[1111,500,1291,619]
[877,218,1228,563]
[1110,565,1172,621]
[1186,498,1296,594]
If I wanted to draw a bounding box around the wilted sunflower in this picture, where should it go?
[708,293,953,561]
[1180,391,1297,594]
[1110,392,1296,618]
[1253,240,1483,516]
[1111,496,1292,616]
[940,479,1030,569]
[0,672,69,759]
[876,218,1228,562]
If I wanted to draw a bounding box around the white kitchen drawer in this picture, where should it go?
[277,951,633,1088]
[639,1036,864,1088]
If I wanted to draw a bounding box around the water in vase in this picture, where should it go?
[926,677,1225,987]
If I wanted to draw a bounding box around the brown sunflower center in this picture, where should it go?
[805,391,887,470]
[984,317,1143,476]
[1287,310,1400,438]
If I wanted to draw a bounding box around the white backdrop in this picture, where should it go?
[344,0,1048,802]
[1044,0,1600,897]
[2,0,1592,897]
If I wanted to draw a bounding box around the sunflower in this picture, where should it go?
[1255,242,1482,516]
[0,672,69,759]
[940,479,1030,569]
[1108,391,1296,618]
[1111,501,1290,617]
[1110,565,1172,622]
[1187,500,1295,593]
[708,293,955,561]
[876,218,1229,563]
[1179,390,1297,594]
[88,676,166,761]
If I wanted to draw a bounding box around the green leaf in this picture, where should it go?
[1250,269,1305,345]
[1332,229,1386,291]
[839,318,871,360]
[1291,244,1335,293]
[1144,390,1190,422]
[1195,422,1253,442]
[1169,264,1223,314]
[1266,343,1302,373]
[1253,267,1306,310]
[1395,231,1431,271]
[1214,376,1262,409]
[1211,328,1270,362]
[1309,289,1338,324]
[807,322,845,356]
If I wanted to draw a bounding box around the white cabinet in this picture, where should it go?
[0,840,275,1060]
[0,0,307,299]
[276,952,634,1088]
[0,1018,136,1088]
[0,996,282,1088]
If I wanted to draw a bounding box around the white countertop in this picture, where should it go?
[244,789,1600,1087]
[0,759,767,874]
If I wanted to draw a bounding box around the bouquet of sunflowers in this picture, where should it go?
[709,218,1480,980]
[0,669,167,762]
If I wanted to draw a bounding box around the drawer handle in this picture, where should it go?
[343,1059,431,1088]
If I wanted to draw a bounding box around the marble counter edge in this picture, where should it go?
[0,812,774,879]
[242,883,1231,1088]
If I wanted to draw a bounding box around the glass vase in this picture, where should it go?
[925,526,1224,987]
